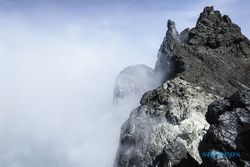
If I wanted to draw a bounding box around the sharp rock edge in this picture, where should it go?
[114,6,250,167]
[200,89,250,167]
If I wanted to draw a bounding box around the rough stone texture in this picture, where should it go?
[157,6,250,97]
[199,89,250,167]
[154,19,178,83]
[114,6,250,167]
[114,78,217,167]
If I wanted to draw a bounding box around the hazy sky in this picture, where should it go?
[0,0,249,167]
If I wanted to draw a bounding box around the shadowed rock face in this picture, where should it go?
[199,89,250,167]
[154,19,178,83]
[114,6,250,167]
[158,6,250,97]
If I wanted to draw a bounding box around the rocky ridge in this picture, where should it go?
[114,6,250,167]
[157,6,250,96]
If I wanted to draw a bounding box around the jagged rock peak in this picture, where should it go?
[189,6,245,48]
[114,6,250,167]
[155,6,250,95]
[167,19,178,35]
[197,6,220,22]
[197,6,232,25]
[167,19,175,29]
[159,19,180,53]
[167,6,250,96]
[154,19,179,83]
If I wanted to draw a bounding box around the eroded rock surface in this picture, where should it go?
[114,78,217,167]
[154,19,178,83]
[114,6,250,167]
[158,6,250,97]
[199,89,250,167]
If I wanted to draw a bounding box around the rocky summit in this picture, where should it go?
[114,6,250,167]
[157,6,250,97]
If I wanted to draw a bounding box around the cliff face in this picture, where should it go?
[157,6,250,97]
[114,7,250,167]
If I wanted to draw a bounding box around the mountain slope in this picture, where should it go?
[114,6,250,167]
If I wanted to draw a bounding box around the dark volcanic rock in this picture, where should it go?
[157,6,250,97]
[154,19,178,83]
[189,6,244,48]
[114,6,250,167]
[199,90,250,167]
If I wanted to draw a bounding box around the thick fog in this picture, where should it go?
[0,0,249,167]
[0,7,162,167]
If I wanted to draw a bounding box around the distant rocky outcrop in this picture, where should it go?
[113,64,163,117]
[114,6,250,167]
[113,64,159,106]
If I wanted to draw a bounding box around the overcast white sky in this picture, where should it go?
[0,0,249,167]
